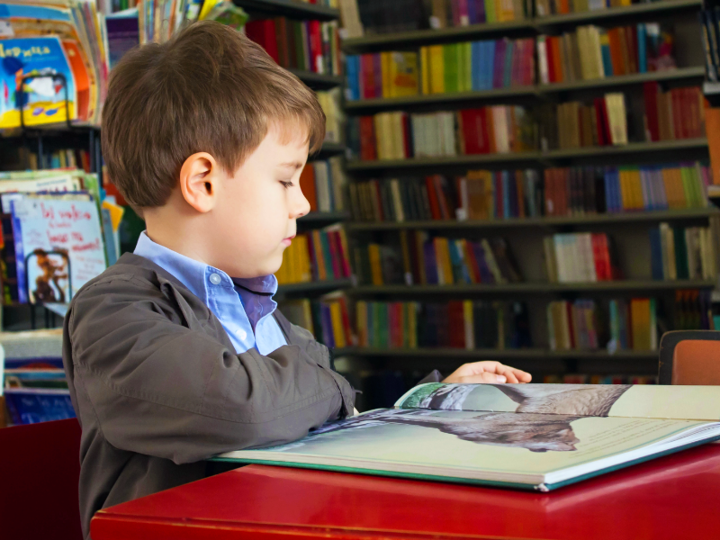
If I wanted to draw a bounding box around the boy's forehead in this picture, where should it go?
[268,119,311,150]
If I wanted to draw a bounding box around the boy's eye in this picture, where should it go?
[280,180,293,189]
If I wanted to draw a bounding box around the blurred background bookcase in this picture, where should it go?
[327,0,720,410]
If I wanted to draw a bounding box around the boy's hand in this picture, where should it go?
[443,361,532,384]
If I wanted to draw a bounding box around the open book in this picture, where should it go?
[218,384,720,491]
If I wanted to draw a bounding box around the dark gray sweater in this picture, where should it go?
[62,253,355,539]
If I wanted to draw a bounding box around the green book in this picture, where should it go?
[218,383,720,491]
[443,44,459,94]
[485,0,497,23]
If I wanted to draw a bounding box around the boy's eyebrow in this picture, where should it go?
[277,161,305,170]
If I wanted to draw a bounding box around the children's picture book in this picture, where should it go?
[219,383,720,491]
[0,36,77,128]
[11,194,105,303]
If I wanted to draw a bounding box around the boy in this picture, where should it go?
[62,22,530,539]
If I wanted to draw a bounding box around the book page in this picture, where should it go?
[395,383,720,421]
[223,409,715,480]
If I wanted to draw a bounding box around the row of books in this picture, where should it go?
[245,18,342,76]
[279,293,355,350]
[11,149,93,174]
[298,157,347,213]
[355,300,532,350]
[551,86,705,150]
[347,163,711,224]
[537,23,675,84]
[547,298,658,352]
[543,232,617,283]
[0,3,109,129]
[535,0,649,17]
[276,226,351,285]
[354,234,522,286]
[428,0,529,26]
[348,106,535,161]
[344,38,535,100]
[650,223,719,282]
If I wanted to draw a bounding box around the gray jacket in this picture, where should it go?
[62,253,355,539]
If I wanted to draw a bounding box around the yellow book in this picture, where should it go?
[374,114,386,160]
[330,302,346,348]
[630,169,643,210]
[298,235,311,282]
[407,303,417,348]
[435,238,454,285]
[631,299,651,351]
[428,45,445,94]
[369,243,384,285]
[356,301,368,346]
[662,168,677,208]
[381,52,392,98]
[420,47,430,95]
[463,300,474,350]
[390,52,420,98]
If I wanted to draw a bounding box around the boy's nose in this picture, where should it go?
[291,187,311,219]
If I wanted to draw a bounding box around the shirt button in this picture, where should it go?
[236,328,247,340]
[209,274,222,285]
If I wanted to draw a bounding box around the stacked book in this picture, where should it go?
[299,157,347,213]
[353,234,522,286]
[275,226,352,285]
[0,2,109,128]
[349,106,535,161]
[355,300,532,350]
[547,297,658,352]
[644,83,706,142]
[279,293,355,350]
[649,223,719,281]
[15,149,93,173]
[537,23,675,84]
[245,17,342,76]
[543,232,617,283]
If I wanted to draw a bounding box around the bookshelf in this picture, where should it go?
[345,139,710,172]
[347,208,720,232]
[349,280,716,296]
[276,277,353,297]
[291,71,345,89]
[334,0,716,396]
[345,66,705,112]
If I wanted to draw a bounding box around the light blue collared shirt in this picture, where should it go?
[134,232,287,355]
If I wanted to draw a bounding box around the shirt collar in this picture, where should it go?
[133,231,278,299]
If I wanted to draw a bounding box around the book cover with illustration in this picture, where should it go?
[219,383,720,491]
[11,194,105,304]
[0,36,76,128]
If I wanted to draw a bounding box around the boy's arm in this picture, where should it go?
[66,278,354,465]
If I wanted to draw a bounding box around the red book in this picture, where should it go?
[335,230,352,278]
[274,18,288,68]
[448,301,466,349]
[591,233,608,280]
[671,89,684,140]
[425,177,442,219]
[625,26,638,74]
[546,37,557,83]
[565,301,576,349]
[402,113,412,158]
[327,231,343,281]
[687,87,701,138]
[309,20,323,73]
[643,82,660,142]
[596,98,612,147]
[306,233,318,280]
[434,176,451,220]
[361,54,374,99]
[461,109,481,154]
[337,296,354,346]
[298,165,317,211]
[359,116,377,160]
[477,108,491,154]
[261,20,279,64]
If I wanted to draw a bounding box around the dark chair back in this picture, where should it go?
[0,419,82,540]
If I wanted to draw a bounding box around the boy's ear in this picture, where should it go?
[178,152,221,213]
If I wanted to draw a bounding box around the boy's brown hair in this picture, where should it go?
[102,21,326,209]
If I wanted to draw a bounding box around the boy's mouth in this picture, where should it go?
[282,235,295,246]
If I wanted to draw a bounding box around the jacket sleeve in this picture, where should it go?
[66,276,355,465]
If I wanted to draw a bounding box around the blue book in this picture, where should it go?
[471,42,482,91]
[447,240,464,283]
[4,388,75,425]
[603,171,614,212]
[423,241,438,285]
[467,0,477,25]
[485,41,496,90]
[649,227,664,280]
[346,55,360,100]
[601,40,614,77]
[637,24,647,73]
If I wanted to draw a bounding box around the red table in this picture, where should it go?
[92,443,720,540]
